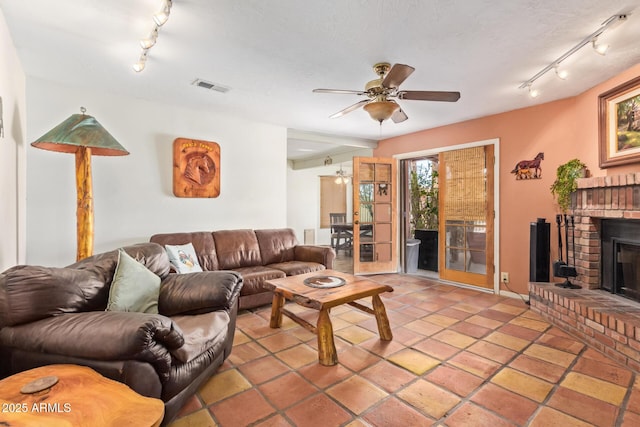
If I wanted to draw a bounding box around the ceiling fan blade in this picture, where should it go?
[391,107,408,123]
[329,99,370,118]
[313,88,367,96]
[382,64,415,88]
[398,90,461,102]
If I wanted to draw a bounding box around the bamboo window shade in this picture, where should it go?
[319,176,347,228]
[443,147,487,222]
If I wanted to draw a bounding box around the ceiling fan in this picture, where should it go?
[313,62,460,124]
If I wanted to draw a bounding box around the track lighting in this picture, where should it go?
[519,14,627,96]
[132,0,173,73]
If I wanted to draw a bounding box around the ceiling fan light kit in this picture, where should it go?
[363,100,399,123]
[313,62,461,125]
[519,13,628,98]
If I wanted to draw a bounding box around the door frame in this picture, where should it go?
[393,138,501,294]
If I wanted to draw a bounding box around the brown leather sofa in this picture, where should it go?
[150,228,335,310]
[0,243,243,425]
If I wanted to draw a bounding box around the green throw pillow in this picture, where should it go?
[106,249,161,314]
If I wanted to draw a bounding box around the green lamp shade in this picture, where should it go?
[31,113,129,156]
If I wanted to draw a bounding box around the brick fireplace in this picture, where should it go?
[529,173,640,372]
[571,172,640,289]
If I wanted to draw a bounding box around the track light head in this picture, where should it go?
[153,11,169,26]
[132,51,148,73]
[139,28,159,49]
[592,39,609,55]
[554,65,569,80]
[153,0,172,26]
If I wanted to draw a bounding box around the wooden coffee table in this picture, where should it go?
[0,364,164,426]
[264,269,393,366]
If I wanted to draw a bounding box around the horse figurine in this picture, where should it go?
[511,152,544,179]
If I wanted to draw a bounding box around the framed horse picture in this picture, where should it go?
[173,138,220,197]
[599,76,640,168]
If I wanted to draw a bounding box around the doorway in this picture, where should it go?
[401,156,440,276]
[399,141,497,291]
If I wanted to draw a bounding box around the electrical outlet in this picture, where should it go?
[501,272,509,283]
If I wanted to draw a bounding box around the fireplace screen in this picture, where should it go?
[601,219,640,299]
[614,239,640,302]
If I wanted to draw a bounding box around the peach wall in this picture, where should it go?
[375,63,640,295]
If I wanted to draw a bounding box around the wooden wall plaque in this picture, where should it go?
[173,138,220,198]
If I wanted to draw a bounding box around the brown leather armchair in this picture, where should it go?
[0,243,243,425]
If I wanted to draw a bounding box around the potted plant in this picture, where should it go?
[550,158,587,213]
[410,162,439,271]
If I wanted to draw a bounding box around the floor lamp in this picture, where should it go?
[31,108,129,261]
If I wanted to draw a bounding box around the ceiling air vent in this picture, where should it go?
[191,79,230,93]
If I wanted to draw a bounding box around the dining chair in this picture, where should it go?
[329,213,350,250]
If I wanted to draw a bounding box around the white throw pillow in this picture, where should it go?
[165,243,203,274]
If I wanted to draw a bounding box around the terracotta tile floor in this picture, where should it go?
[167,269,640,426]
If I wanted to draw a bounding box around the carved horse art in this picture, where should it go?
[511,152,544,179]
[184,154,214,185]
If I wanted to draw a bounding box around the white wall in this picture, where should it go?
[0,9,27,271]
[287,162,352,246]
[26,78,287,266]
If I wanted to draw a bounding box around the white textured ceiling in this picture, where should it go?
[2,0,640,160]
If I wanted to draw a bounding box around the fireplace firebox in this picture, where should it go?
[601,219,640,302]
[613,240,640,300]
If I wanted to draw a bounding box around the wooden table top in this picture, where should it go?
[0,364,164,427]
[263,269,393,310]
